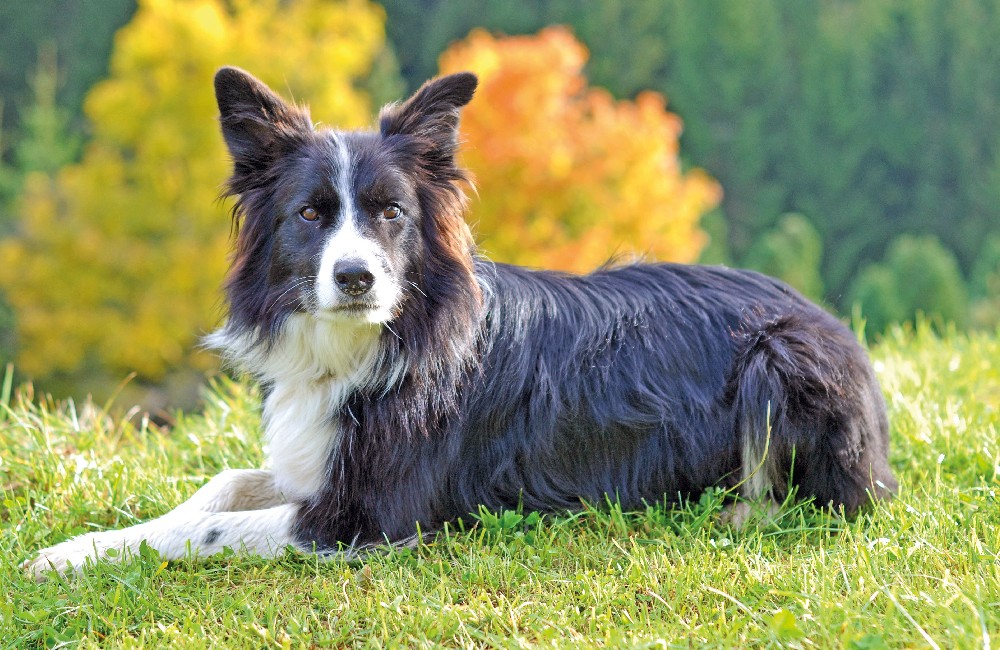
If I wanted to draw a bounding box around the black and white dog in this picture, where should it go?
[26,68,896,577]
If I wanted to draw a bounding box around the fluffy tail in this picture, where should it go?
[727,313,896,516]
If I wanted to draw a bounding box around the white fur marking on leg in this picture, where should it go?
[176,468,285,513]
[740,430,772,502]
[24,503,300,580]
[721,419,779,528]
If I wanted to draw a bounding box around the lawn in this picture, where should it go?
[2,323,998,648]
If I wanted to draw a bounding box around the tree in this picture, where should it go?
[438,27,720,272]
[970,235,1000,329]
[0,0,135,150]
[0,44,82,219]
[0,0,392,400]
[849,235,969,335]
[742,213,824,302]
[0,45,83,361]
[382,0,1000,316]
[380,0,677,100]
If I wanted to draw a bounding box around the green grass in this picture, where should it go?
[2,324,999,648]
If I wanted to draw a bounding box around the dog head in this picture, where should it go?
[214,67,479,346]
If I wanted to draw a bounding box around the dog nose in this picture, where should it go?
[334,258,375,297]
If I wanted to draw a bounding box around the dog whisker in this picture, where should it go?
[406,280,428,298]
[267,277,316,312]
[383,322,403,342]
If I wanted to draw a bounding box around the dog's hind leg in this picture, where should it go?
[722,313,897,526]
[720,415,783,527]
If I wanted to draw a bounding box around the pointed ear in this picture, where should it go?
[379,72,477,160]
[214,66,312,171]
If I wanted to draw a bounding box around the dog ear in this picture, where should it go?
[214,67,312,171]
[379,72,477,162]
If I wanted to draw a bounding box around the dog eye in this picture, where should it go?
[381,204,402,220]
[299,206,319,222]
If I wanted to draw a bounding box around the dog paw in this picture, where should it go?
[22,531,129,581]
[719,499,779,528]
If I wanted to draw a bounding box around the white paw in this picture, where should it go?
[22,530,131,581]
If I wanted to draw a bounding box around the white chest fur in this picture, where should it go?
[210,314,382,501]
[262,378,348,500]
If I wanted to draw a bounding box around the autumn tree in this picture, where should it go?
[0,0,391,400]
[438,27,720,272]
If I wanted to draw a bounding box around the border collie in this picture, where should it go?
[26,68,896,578]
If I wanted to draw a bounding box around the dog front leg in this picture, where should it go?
[23,502,302,580]
[175,468,287,513]
[24,468,300,580]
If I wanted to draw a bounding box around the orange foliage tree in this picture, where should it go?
[439,27,721,272]
[0,0,388,398]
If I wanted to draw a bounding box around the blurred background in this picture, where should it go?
[0,0,997,413]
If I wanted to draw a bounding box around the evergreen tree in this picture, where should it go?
[849,235,969,335]
[13,45,81,184]
[1,45,81,362]
[0,1,136,147]
[743,213,825,302]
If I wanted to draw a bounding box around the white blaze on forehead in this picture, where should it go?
[315,210,387,308]
[314,133,398,320]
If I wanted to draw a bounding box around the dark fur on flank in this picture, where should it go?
[213,68,896,551]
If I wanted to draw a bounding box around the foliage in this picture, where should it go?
[0,0,391,399]
[380,0,682,101]
[0,44,82,226]
[0,0,135,148]
[438,27,720,271]
[850,235,969,336]
[382,0,1000,307]
[970,235,1000,329]
[1,46,83,370]
[3,328,1000,646]
[10,46,82,183]
[742,213,824,302]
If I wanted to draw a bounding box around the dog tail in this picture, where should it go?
[727,313,896,517]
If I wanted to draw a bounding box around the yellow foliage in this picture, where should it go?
[0,0,387,382]
[439,27,721,272]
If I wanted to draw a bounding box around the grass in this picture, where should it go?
[2,323,999,648]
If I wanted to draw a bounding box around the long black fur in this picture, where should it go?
[213,67,897,551]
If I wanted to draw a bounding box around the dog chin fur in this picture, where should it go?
[24,66,897,579]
